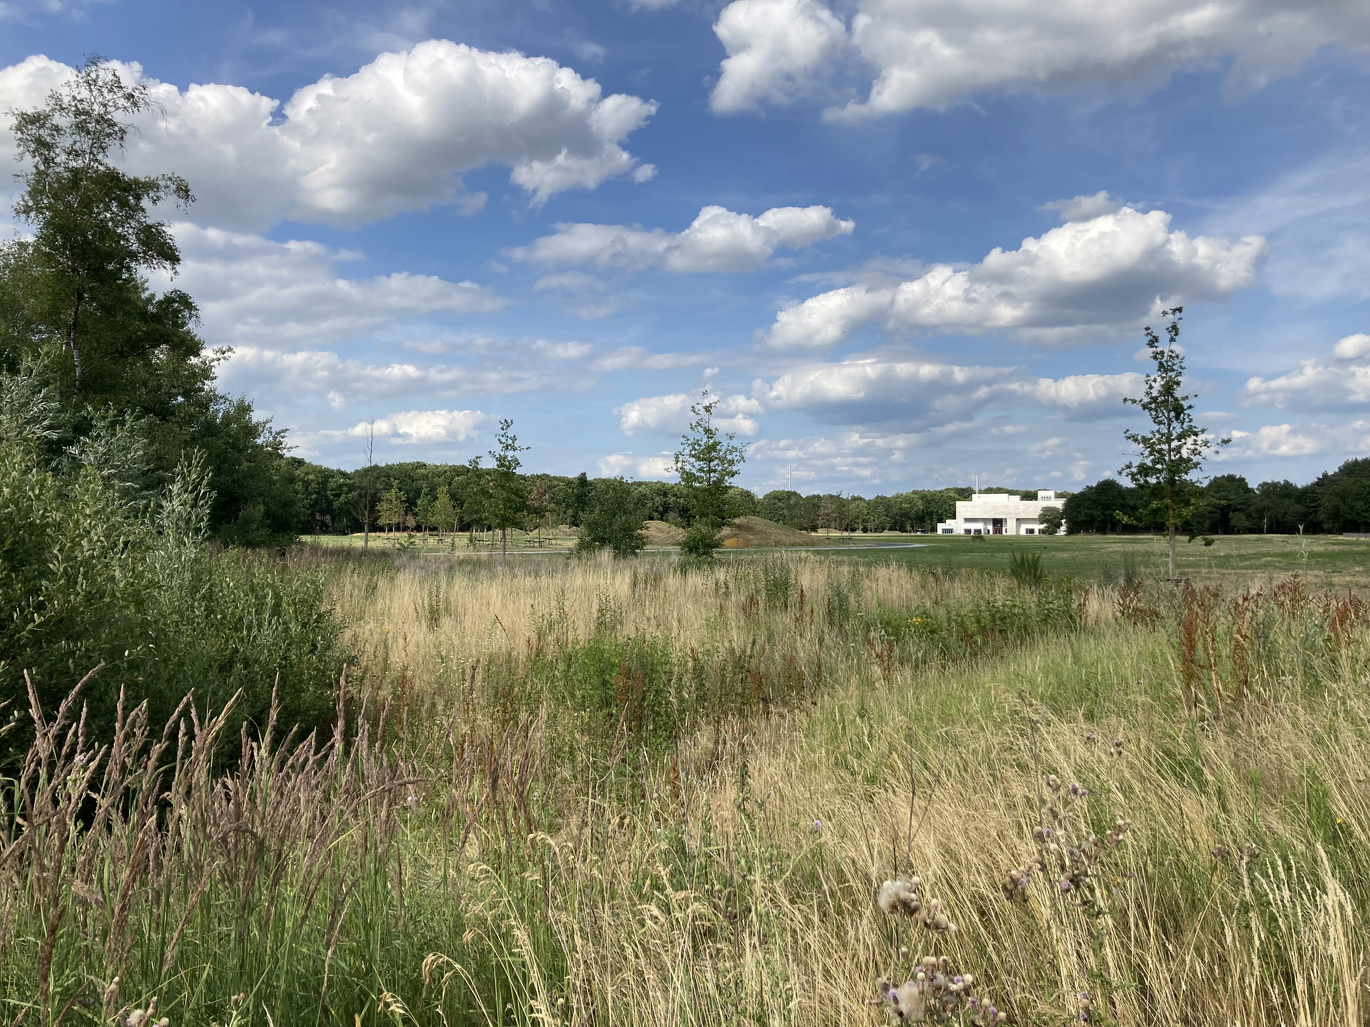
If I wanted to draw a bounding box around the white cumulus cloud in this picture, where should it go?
[0,44,657,229]
[617,392,763,436]
[154,224,504,347]
[1333,333,1370,360]
[508,204,854,273]
[1240,360,1370,410]
[755,357,1141,427]
[597,452,677,478]
[219,343,581,414]
[711,0,849,114]
[1227,423,1320,457]
[709,0,1370,119]
[765,206,1265,349]
[1041,191,1127,222]
[350,409,494,445]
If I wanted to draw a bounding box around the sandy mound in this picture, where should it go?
[643,520,687,545]
[644,517,817,548]
[720,516,817,548]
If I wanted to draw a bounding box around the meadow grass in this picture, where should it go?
[2,551,1367,1026]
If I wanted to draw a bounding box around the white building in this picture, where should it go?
[936,491,1062,536]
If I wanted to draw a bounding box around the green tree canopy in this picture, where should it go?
[1120,307,1229,577]
[674,393,746,558]
[486,420,530,557]
[575,478,648,557]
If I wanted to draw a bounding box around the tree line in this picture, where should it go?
[286,461,1043,539]
[1064,463,1370,537]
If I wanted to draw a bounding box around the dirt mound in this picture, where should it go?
[643,517,816,548]
[720,516,817,548]
[642,520,687,545]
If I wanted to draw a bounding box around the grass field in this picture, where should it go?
[305,528,1370,589]
[822,532,1370,586]
[4,544,1369,1026]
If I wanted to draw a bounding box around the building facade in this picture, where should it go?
[936,491,1061,535]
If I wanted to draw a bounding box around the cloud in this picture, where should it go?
[1211,147,1370,301]
[508,204,854,273]
[0,45,657,229]
[764,206,1265,349]
[755,356,1141,427]
[1227,423,1320,457]
[1240,360,1370,410]
[591,347,710,371]
[0,0,96,20]
[1041,191,1126,222]
[708,0,1370,119]
[617,392,763,436]
[597,452,677,478]
[1334,333,1370,360]
[155,224,504,347]
[569,40,607,63]
[711,0,848,114]
[349,409,493,444]
[219,341,587,413]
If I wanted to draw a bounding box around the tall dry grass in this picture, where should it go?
[2,551,1366,1025]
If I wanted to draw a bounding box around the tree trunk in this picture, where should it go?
[501,526,507,559]
[67,289,84,398]
[1168,524,1177,579]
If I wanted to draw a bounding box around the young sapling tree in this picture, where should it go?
[674,392,746,558]
[575,477,648,556]
[486,418,530,559]
[1121,307,1229,578]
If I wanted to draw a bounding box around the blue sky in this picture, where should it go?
[2,0,1368,494]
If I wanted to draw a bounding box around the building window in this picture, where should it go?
[1025,528,1035,535]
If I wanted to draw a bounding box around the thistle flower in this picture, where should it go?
[878,877,923,916]
[875,965,1004,1024]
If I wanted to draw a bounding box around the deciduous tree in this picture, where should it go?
[486,419,530,558]
[1120,307,1229,577]
[674,392,746,558]
[11,57,193,398]
[575,478,648,557]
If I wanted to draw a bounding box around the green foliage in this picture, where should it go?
[10,57,193,398]
[1008,548,1046,584]
[576,477,648,556]
[487,418,530,554]
[674,392,746,558]
[1314,458,1370,533]
[378,478,407,532]
[0,371,346,760]
[871,577,1080,662]
[565,470,592,526]
[429,484,458,534]
[1064,479,1138,534]
[3,60,300,546]
[1121,308,1230,573]
[1039,505,1064,535]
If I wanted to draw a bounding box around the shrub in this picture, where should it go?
[575,477,648,557]
[1008,548,1045,585]
[0,371,347,761]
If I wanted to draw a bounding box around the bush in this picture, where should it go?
[678,522,723,559]
[575,477,648,556]
[0,372,347,761]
